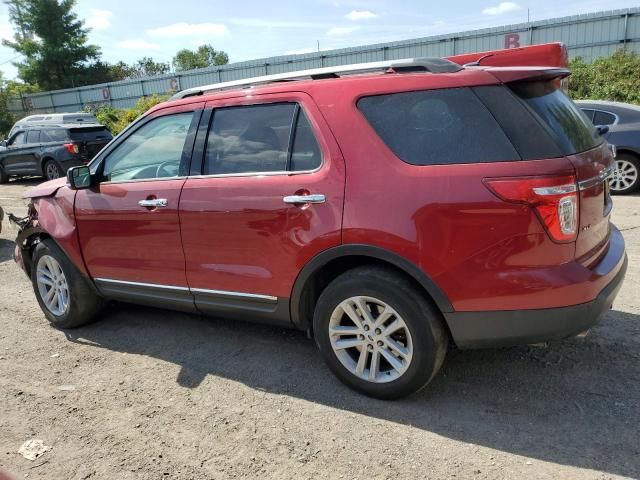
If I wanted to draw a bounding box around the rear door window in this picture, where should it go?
[357,88,519,165]
[509,81,601,155]
[26,130,40,144]
[204,102,322,175]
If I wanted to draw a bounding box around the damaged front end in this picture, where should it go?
[9,201,40,278]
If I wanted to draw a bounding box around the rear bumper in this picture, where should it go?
[444,229,628,349]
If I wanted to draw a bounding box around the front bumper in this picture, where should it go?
[444,229,628,349]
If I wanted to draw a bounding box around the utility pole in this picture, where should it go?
[317,40,320,52]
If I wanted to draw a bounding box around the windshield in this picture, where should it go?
[509,80,602,155]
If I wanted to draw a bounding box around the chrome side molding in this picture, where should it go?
[94,278,277,303]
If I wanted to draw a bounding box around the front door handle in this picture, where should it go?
[283,194,326,204]
[138,198,168,208]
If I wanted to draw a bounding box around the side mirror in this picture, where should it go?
[596,125,609,136]
[67,165,92,189]
[1,140,7,147]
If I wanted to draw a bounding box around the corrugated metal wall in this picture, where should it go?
[9,7,640,116]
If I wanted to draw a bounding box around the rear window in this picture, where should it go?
[69,127,112,142]
[41,129,69,142]
[509,81,601,155]
[357,88,519,166]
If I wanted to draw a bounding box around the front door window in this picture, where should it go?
[102,112,195,182]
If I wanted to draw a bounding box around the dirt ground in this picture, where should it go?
[0,178,638,480]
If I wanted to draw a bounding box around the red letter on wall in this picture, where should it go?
[504,33,520,49]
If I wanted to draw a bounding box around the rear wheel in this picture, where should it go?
[313,266,448,399]
[31,239,104,328]
[609,153,640,195]
[43,159,63,181]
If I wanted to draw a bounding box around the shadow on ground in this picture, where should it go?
[64,305,640,478]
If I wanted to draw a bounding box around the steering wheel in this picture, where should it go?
[155,161,179,178]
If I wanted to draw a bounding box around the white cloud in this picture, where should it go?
[482,2,521,15]
[117,39,162,51]
[147,22,229,38]
[326,26,359,36]
[86,8,112,31]
[345,10,378,21]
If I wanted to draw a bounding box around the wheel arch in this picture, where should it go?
[615,147,640,159]
[290,244,453,331]
[40,156,57,175]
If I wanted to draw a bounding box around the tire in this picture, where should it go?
[610,153,640,195]
[31,239,104,329]
[43,159,63,181]
[0,164,8,184]
[313,266,448,399]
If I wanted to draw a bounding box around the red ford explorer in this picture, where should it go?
[11,53,627,399]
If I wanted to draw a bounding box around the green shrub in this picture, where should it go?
[87,93,170,135]
[569,50,640,105]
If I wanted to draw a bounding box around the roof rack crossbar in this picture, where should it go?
[172,57,462,99]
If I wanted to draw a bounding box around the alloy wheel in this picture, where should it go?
[609,159,638,192]
[46,162,60,180]
[36,255,70,316]
[329,296,413,383]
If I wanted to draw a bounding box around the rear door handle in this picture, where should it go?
[138,198,168,208]
[283,194,326,204]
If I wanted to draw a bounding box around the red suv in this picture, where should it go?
[12,56,627,399]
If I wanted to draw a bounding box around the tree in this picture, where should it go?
[2,0,101,90]
[569,50,640,105]
[172,44,229,72]
[130,57,170,78]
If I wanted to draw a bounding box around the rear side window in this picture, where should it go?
[357,88,519,165]
[509,81,601,155]
[593,110,616,126]
[69,127,112,142]
[204,103,322,175]
[26,130,40,144]
[41,129,69,142]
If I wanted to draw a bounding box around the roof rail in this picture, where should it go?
[172,57,462,99]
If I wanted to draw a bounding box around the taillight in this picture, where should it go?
[484,175,578,242]
[64,143,79,154]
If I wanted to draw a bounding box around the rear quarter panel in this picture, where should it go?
[309,74,580,311]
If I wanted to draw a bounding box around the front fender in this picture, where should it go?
[15,186,88,278]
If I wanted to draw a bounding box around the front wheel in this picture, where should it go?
[31,239,104,328]
[313,266,448,399]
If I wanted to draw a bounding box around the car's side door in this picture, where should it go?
[21,129,43,175]
[179,93,345,324]
[2,131,28,174]
[74,102,204,312]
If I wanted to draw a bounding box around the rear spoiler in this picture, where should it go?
[445,42,568,69]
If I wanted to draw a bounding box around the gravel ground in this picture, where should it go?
[0,178,638,480]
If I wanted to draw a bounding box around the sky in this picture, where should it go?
[0,0,638,81]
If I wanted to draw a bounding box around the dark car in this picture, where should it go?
[0,123,113,183]
[576,100,640,194]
